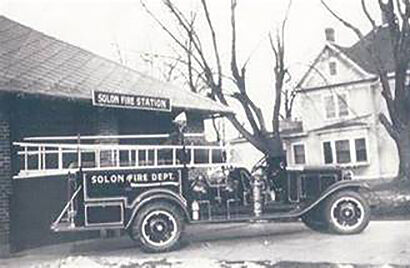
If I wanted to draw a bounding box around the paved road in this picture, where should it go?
[2,220,410,267]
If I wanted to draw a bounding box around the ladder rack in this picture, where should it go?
[13,134,231,179]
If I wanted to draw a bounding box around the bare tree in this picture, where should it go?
[142,0,292,166]
[282,87,297,120]
[321,0,410,180]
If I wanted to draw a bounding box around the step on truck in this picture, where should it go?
[14,134,371,253]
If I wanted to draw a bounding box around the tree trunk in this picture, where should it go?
[264,134,284,158]
[396,126,410,179]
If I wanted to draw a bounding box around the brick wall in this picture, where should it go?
[0,97,12,256]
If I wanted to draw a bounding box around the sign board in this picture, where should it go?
[92,90,171,112]
[84,168,181,200]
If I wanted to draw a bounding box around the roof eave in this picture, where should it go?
[0,86,234,115]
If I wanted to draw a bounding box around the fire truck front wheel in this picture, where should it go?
[324,190,370,235]
[129,202,185,253]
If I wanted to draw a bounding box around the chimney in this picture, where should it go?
[325,27,335,42]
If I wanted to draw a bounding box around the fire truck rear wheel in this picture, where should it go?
[129,202,185,253]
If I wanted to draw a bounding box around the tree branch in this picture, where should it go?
[321,0,365,39]
[269,33,280,70]
[232,93,262,135]
[281,0,292,56]
[395,0,406,18]
[379,112,400,141]
[269,10,289,134]
[211,116,221,142]
[141,0,206,72]
[227,0,267,134]
[230,0,243,90]
[162,0,217,87]
[201,0,223,90]
[361,0,377,29]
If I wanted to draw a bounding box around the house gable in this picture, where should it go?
[292,42,379,135]
[299,44,372,90]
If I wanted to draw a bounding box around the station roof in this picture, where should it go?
[0,16,232,114]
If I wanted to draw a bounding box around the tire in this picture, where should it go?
[324,190,370,235]
[129,202,185,253]
[301,205,328,232]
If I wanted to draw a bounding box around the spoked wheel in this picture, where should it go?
[324,191,370,235]
[129,202,184,253]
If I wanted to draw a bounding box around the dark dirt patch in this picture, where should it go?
[362,178,410,220]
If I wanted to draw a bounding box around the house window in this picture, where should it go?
[329,62,337,75]
[324,93,349,119]
[323,142,333,164]
[323,138,368,165]
[293,144,306,164]
[355,138,367,162]
[335,140,351,163]
[324,96,336,118]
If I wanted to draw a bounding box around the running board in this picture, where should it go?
[51,222,123,232]
[190,208,307,224]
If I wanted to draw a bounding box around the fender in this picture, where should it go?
[125,189,190,229]
[296,180,370,217]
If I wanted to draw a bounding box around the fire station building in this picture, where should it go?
[0,16,231,254]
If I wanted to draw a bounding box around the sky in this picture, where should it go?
[1,0,382,138]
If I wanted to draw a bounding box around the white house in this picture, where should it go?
[285,27,399,180]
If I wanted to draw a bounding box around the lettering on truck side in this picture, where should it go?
[90,172,175,185]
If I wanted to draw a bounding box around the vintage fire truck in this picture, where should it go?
[14,132,371,253]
